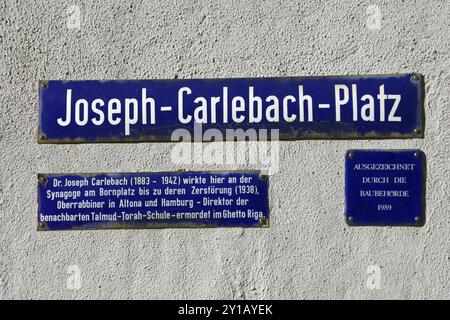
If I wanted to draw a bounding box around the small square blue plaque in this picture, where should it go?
[345,150,425,226]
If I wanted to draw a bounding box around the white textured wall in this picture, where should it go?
[0,0,449,299]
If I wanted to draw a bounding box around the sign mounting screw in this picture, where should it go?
[413,128,421,135]
[348,152,354,160]
[348,216,354,222]
[38,175,47,185]
[414,151,420,157]
[38,221,46,229]
[39,81,48,89]
[38,133,46,141]
[411,75,420,81]
[415,216,421,223]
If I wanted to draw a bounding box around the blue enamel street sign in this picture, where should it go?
[38,74,424,143]
[37,171,269,231]
[345,150,425,226]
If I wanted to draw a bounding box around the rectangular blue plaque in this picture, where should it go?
[37,171,269,231]
[345,150,425,226]
[38,74,423,143]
